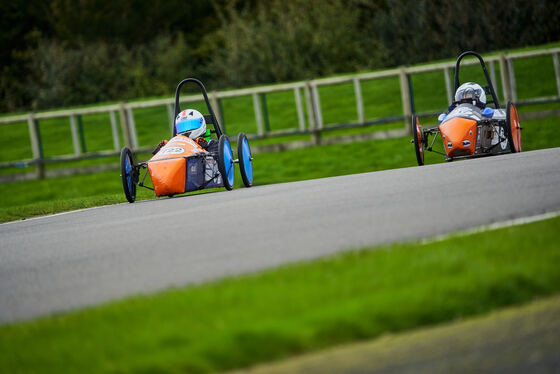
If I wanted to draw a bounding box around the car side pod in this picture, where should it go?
[148,158,186,197]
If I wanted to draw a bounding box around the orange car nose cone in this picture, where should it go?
[439,117,477,158]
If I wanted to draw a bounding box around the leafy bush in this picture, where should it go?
[26,34,202,109]
[211,0,385,86]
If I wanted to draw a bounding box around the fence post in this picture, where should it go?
[69,115,81,156]
[119,103,133,149]
[252,93,264,136]
[210,91,224,132]
[311,84,323,129]
[305,81,321,145]
[443,67,453,105]
[552,53,560,98]
[507,58,517,103]
[399,67,413,133]
[489,60,499,100]
[109,111,120,151]
[27,113,45,179]
[126,108,139,149]
[353,78,364,124]
[218,98,226,134]
[166,103,175,133]
[294,87,306,131]
[77,115,87,153]
[499,53,512,103]
[259,94,271,132]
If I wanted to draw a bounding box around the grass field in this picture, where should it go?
[232,295,560,374]
[1,114,559,223]
[1,214,559,373]
[1,42,559,165]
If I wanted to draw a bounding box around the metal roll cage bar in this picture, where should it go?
[454,51,501,109]
[172,78,224,138]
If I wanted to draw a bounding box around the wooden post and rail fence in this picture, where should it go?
[1,47,559,181]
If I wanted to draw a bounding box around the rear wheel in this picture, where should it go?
[237,133,253,187]
[412,115,424,166]
[120,147,138,203]
[218,135,234,190]
[506,101,522,153]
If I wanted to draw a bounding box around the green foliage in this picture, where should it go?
[25,34,200,109]
[1,215,559,373]
[365,0,560,66]
[2,0,559,112]
[48,0,217,45]
[212,0,383,86]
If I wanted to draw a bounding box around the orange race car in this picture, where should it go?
[120,78,253,203]
[412,51,522,165]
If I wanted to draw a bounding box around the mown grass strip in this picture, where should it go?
[1,215,559,373]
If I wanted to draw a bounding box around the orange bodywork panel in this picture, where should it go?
[147,135,206,197]
[150,135,205,161]
[439,117,477,158]
[148,158,186,196]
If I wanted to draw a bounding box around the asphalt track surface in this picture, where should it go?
[1,147,559,323]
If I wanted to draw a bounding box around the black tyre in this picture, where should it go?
[217,135,234,190]
[505,101,522,153]
[237,133,253,187]
[120,147,137,203]
[412,115,424,166]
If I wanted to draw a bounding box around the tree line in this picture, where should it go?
[1,0,559,113]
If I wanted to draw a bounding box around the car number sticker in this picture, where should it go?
[160,146,185,155]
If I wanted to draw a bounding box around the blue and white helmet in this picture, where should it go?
[175,109,206,139]
[455,82,486,108]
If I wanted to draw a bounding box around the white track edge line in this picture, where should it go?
[0,204,125,226]
[420,210,560,245]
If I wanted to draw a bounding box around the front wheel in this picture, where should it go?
[120,147,138,203]
[237,133,253,187]
[411,115,424,166]
[506,102,522,153]
[217,135,234,190]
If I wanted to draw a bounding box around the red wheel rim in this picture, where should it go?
[416,117,424,163]
[509,104,522,152]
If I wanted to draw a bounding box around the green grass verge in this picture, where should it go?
[1,215,559,373]
[1,114,559,223]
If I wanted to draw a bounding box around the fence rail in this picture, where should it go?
[1,47,560,179]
